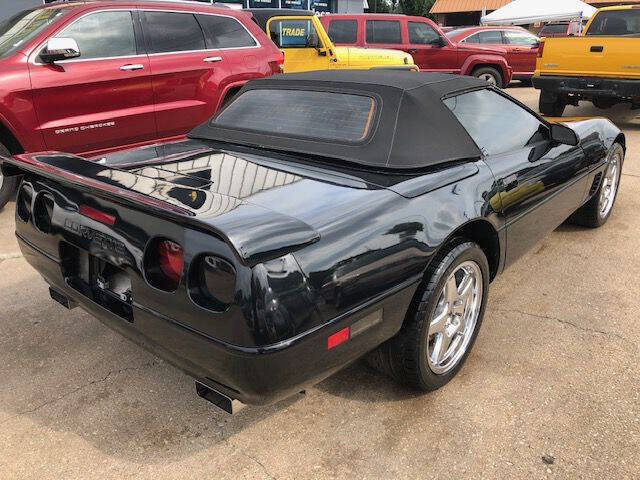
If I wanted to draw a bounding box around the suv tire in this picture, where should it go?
[472,66,503,88]
[0,142,18,210]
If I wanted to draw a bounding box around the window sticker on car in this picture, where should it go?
[270,20,315,48]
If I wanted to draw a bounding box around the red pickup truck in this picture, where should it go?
[0,1,282,209]
[320,14,513,88]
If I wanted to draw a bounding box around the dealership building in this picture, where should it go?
[0,0,364,21]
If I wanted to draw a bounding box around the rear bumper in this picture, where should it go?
[17,233,418,406]
[512,72,534,80]
[533,75,640,99]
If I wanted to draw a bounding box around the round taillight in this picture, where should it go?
[144,238,184,292]
[33,192,55,233]
[16,184,33,223]
[189,255,236,311]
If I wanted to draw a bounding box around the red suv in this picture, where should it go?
[0,1,282,208]
[539,20,583,37]
[320,14,512,88]
[446,27,540,81]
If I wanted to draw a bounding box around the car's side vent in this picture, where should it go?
[589,172,603,197]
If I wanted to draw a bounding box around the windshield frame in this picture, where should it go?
[0,6,72,59]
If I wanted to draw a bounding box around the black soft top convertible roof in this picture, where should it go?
[188,71,486,170]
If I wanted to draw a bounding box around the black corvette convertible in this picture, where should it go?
[1,71,623,412]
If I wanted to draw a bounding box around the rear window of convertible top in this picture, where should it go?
[213,89,377,143]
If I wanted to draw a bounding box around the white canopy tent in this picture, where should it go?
[481,0,597,26]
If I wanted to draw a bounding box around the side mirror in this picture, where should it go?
[550,123,579,146]
[432,36,447,47]
[308,32,328,56]
[40,37,80,63]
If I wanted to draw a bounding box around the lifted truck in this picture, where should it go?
[533,6,640,116]
[246,9,417,73]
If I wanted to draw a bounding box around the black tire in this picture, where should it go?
[367,241,490,391]
[472,66,503,88]
[0,142,19,210]
[539,92,566,116]
[569,142,624,228]
[592,96,617,110]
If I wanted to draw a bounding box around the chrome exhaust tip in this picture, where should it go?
[195,381,245,414]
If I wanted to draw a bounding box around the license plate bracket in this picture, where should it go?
[61,242,134,322]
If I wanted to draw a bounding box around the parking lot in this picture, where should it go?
[0,85,638,480]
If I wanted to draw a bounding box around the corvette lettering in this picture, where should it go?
[55,121,115,135]
[64,219,126,255]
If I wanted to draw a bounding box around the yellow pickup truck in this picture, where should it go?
[246,9,416,73]
[533,6,640,116]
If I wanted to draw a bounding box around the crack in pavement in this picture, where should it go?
[495,308,637,351]
[241,451,277,480]
[622,172,640,178]
[227,440,277,480]
[0,360,160,426]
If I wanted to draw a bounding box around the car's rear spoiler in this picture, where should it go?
[1,152,320,266]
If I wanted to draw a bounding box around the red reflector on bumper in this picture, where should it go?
[79,205,115,226]
[327,327,350,350]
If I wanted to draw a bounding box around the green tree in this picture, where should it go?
[398,0,436,18]
[367,0,392,13]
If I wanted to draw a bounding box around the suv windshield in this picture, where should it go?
[0,7,71,59]
[586,11,640,36]
[540,23,568,35]
[445,29,471,39]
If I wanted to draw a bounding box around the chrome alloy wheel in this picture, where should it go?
[598,149,621,219]
[478,73,497,86]
[427,261,483,375]
[0,171,3,190]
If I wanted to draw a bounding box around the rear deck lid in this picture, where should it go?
[4,140,394,264]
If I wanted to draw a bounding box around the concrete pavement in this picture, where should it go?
[0,86,638,479]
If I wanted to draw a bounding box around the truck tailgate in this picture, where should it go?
[538,37,640,79]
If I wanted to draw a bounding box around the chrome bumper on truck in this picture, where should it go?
[533,75,640,100]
